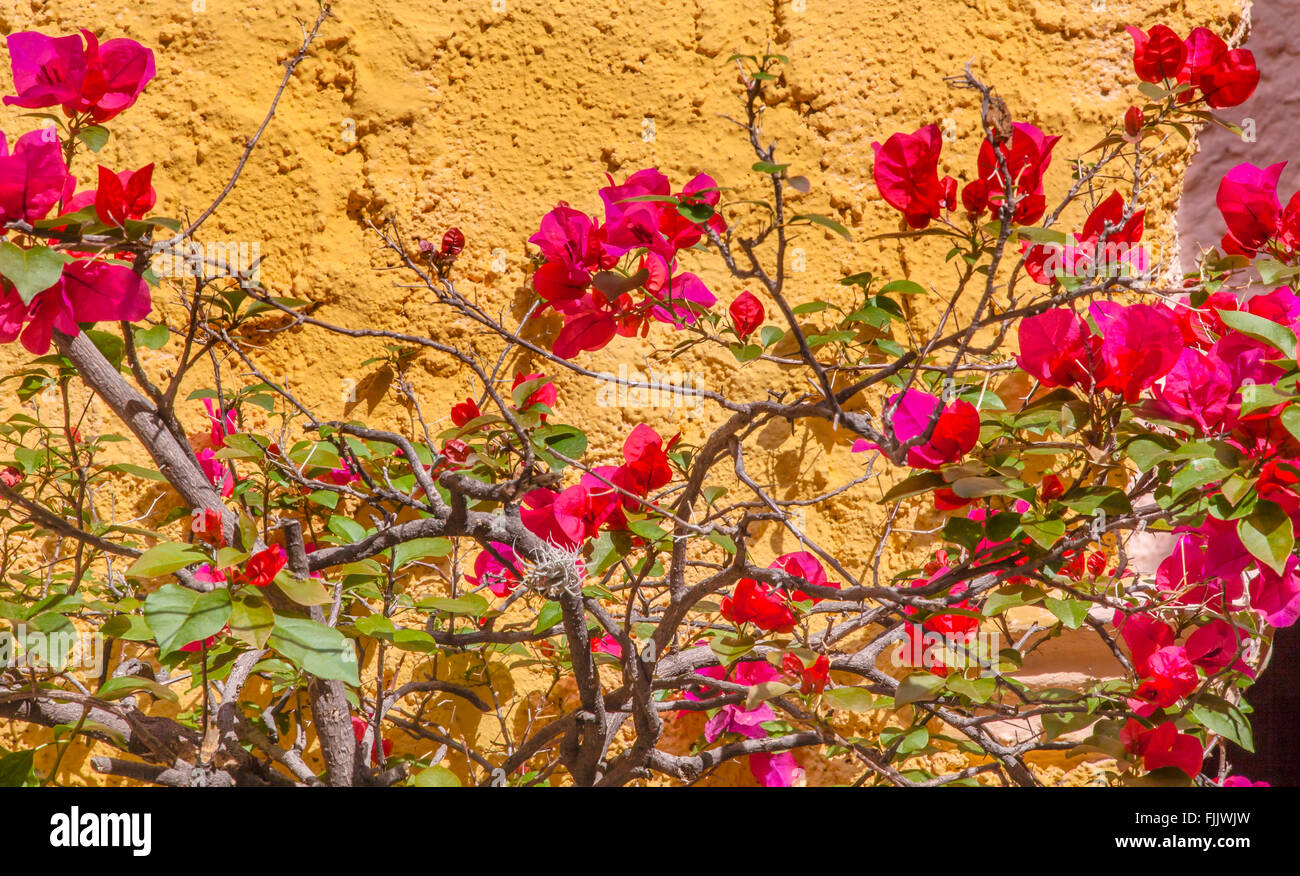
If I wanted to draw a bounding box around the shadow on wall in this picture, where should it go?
[1176,0,1300,786]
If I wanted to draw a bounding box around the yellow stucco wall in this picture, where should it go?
[0,0,1245,785]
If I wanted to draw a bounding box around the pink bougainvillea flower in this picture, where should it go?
[749,751,804,787]
[640,257,715,327]
[728,290,764,340]
[1197,48,1259,109]
[179,626,226,653]
[692,660,782,741]
[550,292,625,359]
[5,30,154,122]
[598,167,673,257]
[1148,347,1232,434]
[871,123,946,229]
[1089,301,1182,403]
[1185,619,1253,677]
[1128,645,1198,715]
[1219,775,1270,787]
[1016,308,1104,390]
[871,388,980,470]
[1113,611,1174,677]
[721,577,797,634]
[192,563,227,586]
[1256,458,1300,521]
[0,128,75,225]
[590,634,623,658]
[771,551,838,603]
[976,122,1060,225]
[1121,719,1203,778]
[520,483,614,549]
[1155,533,1241,613]
[1250,554,1300,628]
[66,30,156,122]
[1126,25,1187,83]
[4,32,87,108]
[202,398,236,448]
[93,163,156,225]
[659,172,726,250]
[1216,161,1284,257]
[196,447,234,498]
[466,542,520,597]
[529,204,604,302]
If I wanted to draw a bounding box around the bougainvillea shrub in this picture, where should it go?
[0,12,1287,788]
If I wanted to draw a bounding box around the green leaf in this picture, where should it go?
[878,279,927,296]
[1191,696,1254,752]
[0,242,70,304]
[95,676,178,703]
[752,160,790,175]
[267,615,360,685]
[126,543,209,579]
[143,584,232,653]
[1238,500,1293,575]
[1218,309,1297,358]
[1019,515,1066,549]
[273,570,333,606]
[709,632,754,667]
[0,749,36,787]
[534,600,563,633]
[789,213,851,241]
[1045,597,1090,630]
[894,671,945,707]
[412,765,462,787]
[229,593,274,648]
[744,681,795,710]
[391,537,453,569]
[1281,404,1300,444]
[75,125,110,152]
[883,470,946,502]
[822,686,877,712]
[419,594,490,616]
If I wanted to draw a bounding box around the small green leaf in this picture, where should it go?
[126,543,209,579]
[1218,309,1297,358]
[412,765,462,787]
[391,537,453,569]
[822,686,877,712]
[75,125,110,152]
[1045,597,1090,630]
[894,671,945,707]
[0,242,70,304]
[1238,500,1293,575]
[790,213,851,241]
[95,676,178,703]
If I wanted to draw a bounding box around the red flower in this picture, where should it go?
[1039,473,1065,502]
[783,652,831,695]
[976,122,1060,225]
[871,123,947,229]
[92,163,156,226]
[728,290,765,340]
[242,545,286,588]
[0,128,75,226]
[1121,719,1203,778]
[721,578,797,634]
[0,466,21,488]
[441,438,470,465]
[450,397,481,427]
[467,542,519,597]
[441,227,465,257]
[351,715,394,765]
[1114,611,1174,677]
[1128,645,1198,714]
[191,508,224,547]
[1125,25,1186,83]
[1216,162,1284,257]
[611,424,672,504]
[961,179,989,218]
[771,551,837,603]
[1123,106,1145,142]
